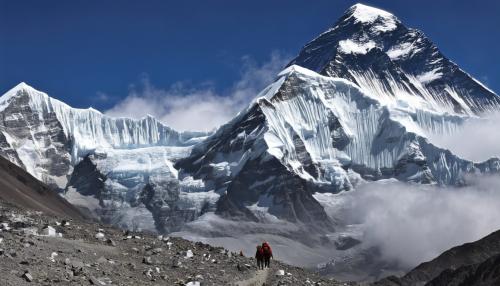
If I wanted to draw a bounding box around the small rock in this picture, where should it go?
[49,252,57,262]
[106,239,116,246]
[143,256,153,265]
[185,249,194,258]
[40,225,57,237]
[143,268,153,278]
[22,271,33,282]
[89,276,106,285]
[171,259,181,268]
[276,269,285,276]
[95,232,105,240]
[0,222,10,231]
[97,256,107,264]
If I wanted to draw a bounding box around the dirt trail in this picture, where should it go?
[235,268,270,286]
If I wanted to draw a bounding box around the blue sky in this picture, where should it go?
[1,0,499,129]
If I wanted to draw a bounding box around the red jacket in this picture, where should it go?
[262,242,273,258]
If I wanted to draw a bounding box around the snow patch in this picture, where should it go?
[347,3,398,32]
[338,40,376,55]
[386,42,415,60]
[417,68,443,84]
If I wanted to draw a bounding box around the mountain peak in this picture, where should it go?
[4,81,38,96]
[344,3,399,32]
[0,82,45,111]
[347,3,396,22]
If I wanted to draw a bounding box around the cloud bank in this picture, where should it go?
[346,176,500,269]
[429,112,500,162]
[105,52,290,131]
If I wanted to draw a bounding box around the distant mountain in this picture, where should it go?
[375,229,500,285]
[1,3,500,280]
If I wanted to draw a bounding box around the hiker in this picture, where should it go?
[261,241,273,268]
[255,245,264,270]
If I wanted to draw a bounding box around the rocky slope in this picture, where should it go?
[0,155,84,220]
[0,199,348,286]
[375,229,500,285]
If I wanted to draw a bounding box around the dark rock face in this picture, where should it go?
[426,254,500,286]
[0,131,24,168]
[375,230,500,286]
[67,156,106,198]
[0,90,72,188]
[138,180,195,233]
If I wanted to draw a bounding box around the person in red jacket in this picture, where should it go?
[255,245,264,270]
[261,241,273,268]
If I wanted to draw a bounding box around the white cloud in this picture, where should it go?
[344,176,500,269]
[429,111,500,162]
[105,52,290,131]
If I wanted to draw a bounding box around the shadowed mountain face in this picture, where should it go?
[375,229,500,286]
[0,155,85,220]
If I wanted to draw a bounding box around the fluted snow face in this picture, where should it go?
[3,84,193,158]
[255,66,483,186]
[0,83,206,176]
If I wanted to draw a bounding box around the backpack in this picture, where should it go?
[262,243,272,256]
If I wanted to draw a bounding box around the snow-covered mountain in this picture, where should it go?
[290,4,499,114]
[0,82,212,232]
[176,4,500,228]
[1,2,500,279]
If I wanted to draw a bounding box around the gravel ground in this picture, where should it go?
[0,200,355,286]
